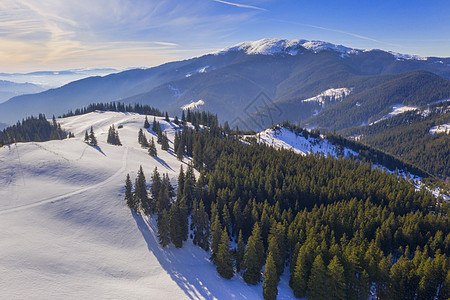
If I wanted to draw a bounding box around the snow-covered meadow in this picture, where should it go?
[0,111,295,299]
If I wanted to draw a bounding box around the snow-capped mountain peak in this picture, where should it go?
[216,38,358,56]
[216,38,429,61]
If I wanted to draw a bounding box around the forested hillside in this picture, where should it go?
[127,120,449,299]
[0,114,68,146]
[306,71,450,130]
[341,101,450,180]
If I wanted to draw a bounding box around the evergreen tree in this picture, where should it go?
[161,132,169,151]
[177,141,184,161]
[150,167,162,212]
[107,125,121,145]
[192,200,210,251]
[148,137,157,157]
[263,252,279,300]
[242,223,265,285]
[177,165,185,202]
[216,228,234,279]
[183,164,196,210]
[84,130,89,142]
[165,112,170,122]
[307,255,329,300]
[178,199,189,241]
[174,116,179,125]
[134,166,148,212]
[327,255,346,300]
[157,122,163,144]
[156,187,170,214]
[157,209,170,247]
[152,117,157,132]
[125,173,135,210]
[138,128,148,147]
[144,115,150,129]
[210,215,222,261]
[89,126,97,146]
[222,204,231,235]
[236,230,245,273]
[267,236,282,277]
[169,204,183,248]
[292,245,312,298]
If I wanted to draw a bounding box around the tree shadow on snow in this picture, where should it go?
[131,210,254,300]
[88,144,106,156]
[153,156,174,172]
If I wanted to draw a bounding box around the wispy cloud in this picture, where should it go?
[301,23,401,48]
[213,0,267,11]
[270,18,401,48]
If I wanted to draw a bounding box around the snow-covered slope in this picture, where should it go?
[302,88,352,106]
[370,104,418,125]
[182,99,205,110]
[0,111,294,299]
[430,123,450,135]
[252,126,357,157]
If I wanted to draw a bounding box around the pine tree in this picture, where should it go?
[156,187,170,214]
[176,136,184,161]
[327,255,346,300]
[183,164,196,210]
[84,130,89,142]
[307,255,329,300]
[169,204,183,248]
[236,230,245,273]
[292,245,312,298]
[216,228,234,279]
[138,128,148,147]
[157,209,170,247]
[222,204,231,235]
[152,117,157,132]
[242,223,265,285]
[174,116,179,125]
[263,252,279,300]
[148,137,157,157]
[144,115,150,129]
[134,166,148,213]
[157,122,163,144]
[177,165,185,201]
[89,126,97,146]
[161,132,169,151]
[125,173,134,210]
[210,215,222,261]
[107,125,121,145]
[267,236,282,277]
[150,167,161,212]
[193,141,203,169]
[192,200,210,251]
[178,199,189,241]
[165,112,169,122]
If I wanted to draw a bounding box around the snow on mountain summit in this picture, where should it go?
[217,38,359,56]
[217,38,429,60]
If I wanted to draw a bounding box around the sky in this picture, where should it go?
[0,0,449,72]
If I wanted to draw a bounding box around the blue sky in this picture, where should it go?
[0,0,449,72]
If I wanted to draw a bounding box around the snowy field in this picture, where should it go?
[0,111,295,299]
[370,104,418,125]
[429,123,450,135]
[254,127,357,158]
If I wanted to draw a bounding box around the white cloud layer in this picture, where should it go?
[0,0,258,72]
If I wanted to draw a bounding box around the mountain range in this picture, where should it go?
[0,38,449,131]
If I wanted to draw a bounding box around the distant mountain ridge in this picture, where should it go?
[0,38,449,127]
